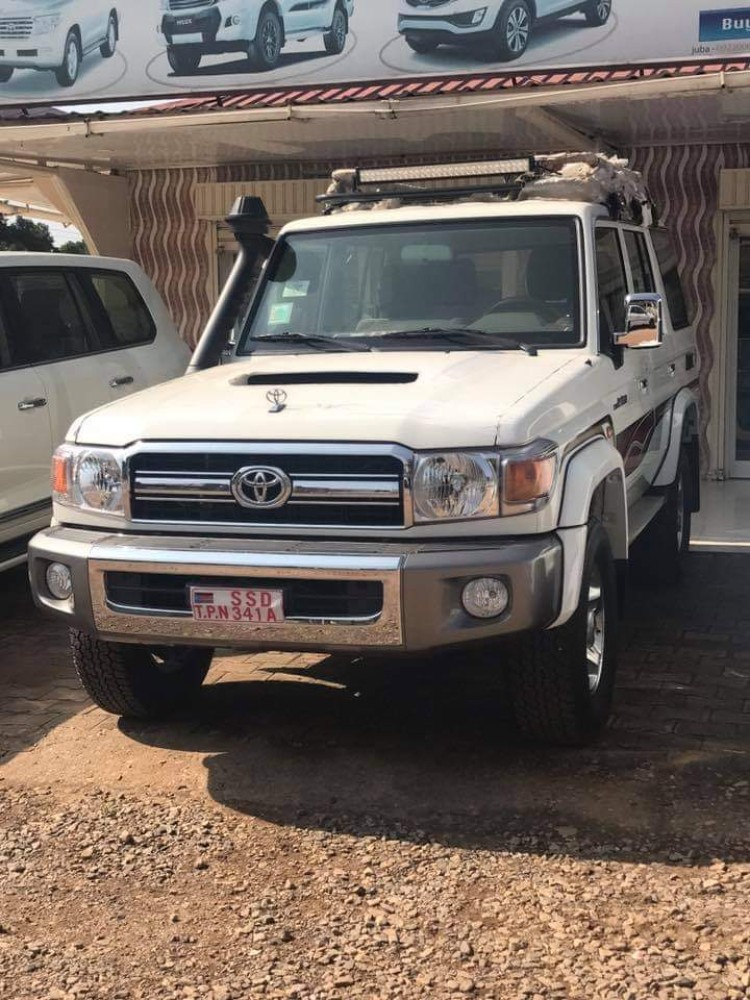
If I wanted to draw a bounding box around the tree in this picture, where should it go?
[0,215,55,252]
[58,239,89,255]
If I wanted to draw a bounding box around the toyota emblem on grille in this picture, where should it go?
[266,389,288,413]
[231,466,292,510]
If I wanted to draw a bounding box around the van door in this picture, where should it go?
[594,225,652,504]
[0,301,53,540]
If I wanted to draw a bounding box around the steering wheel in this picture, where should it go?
[481,296,565,326]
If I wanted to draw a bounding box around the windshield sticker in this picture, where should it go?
[269,303,294,326]
[283,281,310,298]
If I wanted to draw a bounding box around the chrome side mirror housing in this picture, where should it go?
[615,293,665,350]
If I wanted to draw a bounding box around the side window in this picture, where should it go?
[651,229,691,330]
[84,271,156,348]
[624,231,655,294]
[5,271,93,365]
[0,304,11,371]
[595,228,628,345]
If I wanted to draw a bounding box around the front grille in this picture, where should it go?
[105,572,384,622]
[404,0,451,6]
[168,0,215,8]
[0,17,33,38]
[129,449,406,529]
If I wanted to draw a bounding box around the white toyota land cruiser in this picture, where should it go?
[28,155,701,746]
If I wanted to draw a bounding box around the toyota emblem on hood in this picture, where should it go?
[231,466,292,510]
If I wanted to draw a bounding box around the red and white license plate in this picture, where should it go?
[189,587,285,624]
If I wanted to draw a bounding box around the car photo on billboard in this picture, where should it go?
[158,0,354,76]
[0,0,119,87]
[397,0,611,61]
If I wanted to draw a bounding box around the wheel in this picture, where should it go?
[55,31,81,88]
[248,8,283,71]
[0,67,13,83]
[509,520,618,745]
[100,13,118,58]
[631,446,692,586]
[324,5,347,55]
[405,34,439,54]
[486,0,532,62]
[583,0,612,26]
[70,629,213,719]
[167,45,201,75]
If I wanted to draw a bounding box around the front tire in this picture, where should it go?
[248,8,283,71]
[167,45,201,75]
[56,31,81,88]
[70,629,213,719]
[583,0,612,26]
[405,34,440,54]
[509,521,618,745]
[324,5,348,55]
[100,13,117,57]
[486,0,532,62]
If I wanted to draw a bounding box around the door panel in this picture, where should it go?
[284,0,332,34]
[729,232,750,478]
[0,367,53,531]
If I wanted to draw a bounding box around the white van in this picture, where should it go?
[159,0,354,75]
[0,254,188,573]
[0,1,119,87]
[398,0,611,60]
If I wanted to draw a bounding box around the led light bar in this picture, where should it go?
[358,158,533,186]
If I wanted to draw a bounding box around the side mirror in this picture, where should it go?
[615,293,664,350]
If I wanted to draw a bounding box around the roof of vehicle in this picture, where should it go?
[282,199,611,235]
[0,252,138,268]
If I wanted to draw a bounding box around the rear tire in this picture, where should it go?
[405,34,440,54]
[509,521,618,745]
[631,447,692,586]
[486,0,532,62]
[248,8,283,71]
[583,0,612,25]
[0,67,14,83]
[324,5,347,54]
[70,629,213,719]
[167,44,201,75]
[100,13,117,57]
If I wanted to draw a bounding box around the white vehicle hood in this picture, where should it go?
[73,350,583,449]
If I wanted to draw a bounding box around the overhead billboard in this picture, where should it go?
[0,0,749,106]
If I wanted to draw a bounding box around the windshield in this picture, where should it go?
[238,218,582,354]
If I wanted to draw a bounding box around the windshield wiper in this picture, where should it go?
[252,332,372,353]
[376,328,538,356]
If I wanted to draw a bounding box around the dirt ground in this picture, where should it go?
[1,555,750,1000]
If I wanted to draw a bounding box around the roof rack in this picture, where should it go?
[317,153,655,226]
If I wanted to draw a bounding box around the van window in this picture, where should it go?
[5,271,93,366]
[624,231,655,294]
[651,229,691,330]
[595,228,628,345]
[0,305,11,371]
[83,271,156,348]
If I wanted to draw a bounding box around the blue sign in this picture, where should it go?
[700,8,750,41]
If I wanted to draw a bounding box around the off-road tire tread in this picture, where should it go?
[324,5,347,54]
[70,629,211,719]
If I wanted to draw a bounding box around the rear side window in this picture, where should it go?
[4,271,93,365]
[624,230,655,294]
[595,228,628,345]
[0,304,11,371]
[651,229,691,330]
[82,271,156,348]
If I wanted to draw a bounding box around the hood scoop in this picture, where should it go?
[241,372,419,386]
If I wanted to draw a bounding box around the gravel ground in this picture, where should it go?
[2,781,750,1000]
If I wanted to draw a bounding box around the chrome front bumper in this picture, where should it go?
[28,527,563,653]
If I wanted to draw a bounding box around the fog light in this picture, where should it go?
[46,562,73,601]
[461,577,509,619]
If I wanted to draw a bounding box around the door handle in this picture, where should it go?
[638,379,649,392]
[17,397,47,411]
[668,364,677,377]
[109,375,134,389]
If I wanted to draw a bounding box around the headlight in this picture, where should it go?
[413,452,498,522]
[500,440,558,515]
[52,445,126,516]
[34,14,62,33]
